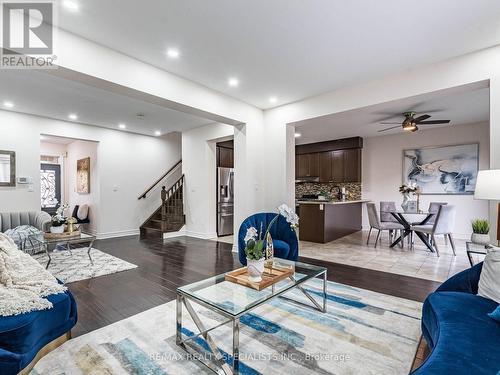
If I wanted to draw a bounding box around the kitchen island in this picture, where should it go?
[297,200,369,243]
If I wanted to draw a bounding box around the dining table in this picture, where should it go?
[388,210,435,252]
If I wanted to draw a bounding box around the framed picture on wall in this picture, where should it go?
[0,150,15,187]
[77,157,90,194]
[402,143,479,195]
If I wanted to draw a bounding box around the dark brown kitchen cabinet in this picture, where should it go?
[296,153,319,178]
[217,147,233,168]
[319,152,332,182]
[331,151,345,182]
[344,148,361,182]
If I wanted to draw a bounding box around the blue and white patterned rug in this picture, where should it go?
[32,279,422,374]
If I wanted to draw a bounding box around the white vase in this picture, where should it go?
[50,225,65,234]
[471,233,490,245]
[401,194,410,212]
[247,257,265,283]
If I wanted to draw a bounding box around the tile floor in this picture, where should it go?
[213,231,486,282]
[300,230,485,282]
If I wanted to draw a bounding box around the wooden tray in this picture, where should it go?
[44,230,81,240]
[225,264,294,291]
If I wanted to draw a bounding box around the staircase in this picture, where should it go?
[139,162,185,239]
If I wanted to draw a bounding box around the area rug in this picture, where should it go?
[33,248,137,284]
[32,279,422,374]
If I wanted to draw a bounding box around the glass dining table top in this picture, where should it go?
[177,259,327,316]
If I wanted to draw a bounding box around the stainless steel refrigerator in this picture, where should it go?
[217,167,234,236]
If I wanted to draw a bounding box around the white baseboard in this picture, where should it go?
[162,226,186,239]
[184,230,218,240]
[96,229,140,240]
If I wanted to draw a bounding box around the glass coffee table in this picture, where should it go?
[176,259,327,374]
[29,232,96,269]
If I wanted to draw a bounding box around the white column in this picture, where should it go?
[489,77,500,243]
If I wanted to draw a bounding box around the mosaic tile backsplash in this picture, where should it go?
[296,182,362,201]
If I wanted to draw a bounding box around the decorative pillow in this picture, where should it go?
[4,225,44,255]
[77,204,89,220]
[488,305,500,323]
[478,248,500,303]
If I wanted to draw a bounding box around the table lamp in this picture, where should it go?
[474,169,500,245]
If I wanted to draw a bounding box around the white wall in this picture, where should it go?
[182,123,234,238]
[362,122,490,237]
[0,110,181,238]
[66,140,99,234]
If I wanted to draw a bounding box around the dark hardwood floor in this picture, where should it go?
[68,235,440,338]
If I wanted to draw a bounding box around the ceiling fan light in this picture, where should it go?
[402,122,417,131]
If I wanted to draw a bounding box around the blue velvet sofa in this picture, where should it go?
[411,262,500,375]
[238,213,299,266]
[0,285,77,375]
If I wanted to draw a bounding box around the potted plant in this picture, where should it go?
[243,204,299,282]
[244,225,265,282]
[471,219,490,245]
[50,203,69,234]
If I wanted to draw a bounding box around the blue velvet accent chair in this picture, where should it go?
[411,262,500,375]
[238,212,299,266]
[0,283,77,375]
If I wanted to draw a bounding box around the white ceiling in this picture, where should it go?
[0,70,214,136]
[55,0,500,109]
[293,87,490,145]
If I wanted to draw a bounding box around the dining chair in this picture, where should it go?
[411,204,456,257]
[367,203,404,248]
[415,202,448,245]
[380,201,400,242]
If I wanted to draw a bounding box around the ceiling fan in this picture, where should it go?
[378,111,451,133]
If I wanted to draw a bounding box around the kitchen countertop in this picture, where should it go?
[296,199,370,205]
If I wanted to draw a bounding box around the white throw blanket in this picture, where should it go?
[0,233,67,317]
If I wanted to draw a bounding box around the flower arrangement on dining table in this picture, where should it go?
[243,204,299,282]
[399,182,421,212]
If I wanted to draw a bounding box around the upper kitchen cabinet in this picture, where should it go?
[217,141,234,168]
[344,148,362,182]
[296,137,362,183]
[296,153,319,178]
[319,152,332,182]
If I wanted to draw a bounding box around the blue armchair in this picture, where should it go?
[238,213,299,266]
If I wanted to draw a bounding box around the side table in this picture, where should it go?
[465,241,490,266]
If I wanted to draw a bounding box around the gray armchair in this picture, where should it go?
[0,211,51,233]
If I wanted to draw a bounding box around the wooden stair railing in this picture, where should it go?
[138,159,182,200]
[140,175,185,238]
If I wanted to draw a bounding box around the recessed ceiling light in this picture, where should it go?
[63,0,79,11]
[228,77,239,87]
[154,130,161,136]
[68,113,78,120]
[118,123,126,129]
[294,133,301,138]
[269,96,277,104]
[166,48,180,59]
[3,101,14,108]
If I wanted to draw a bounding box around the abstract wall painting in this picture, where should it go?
[76,157,90,194]
[403,143,479,195]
